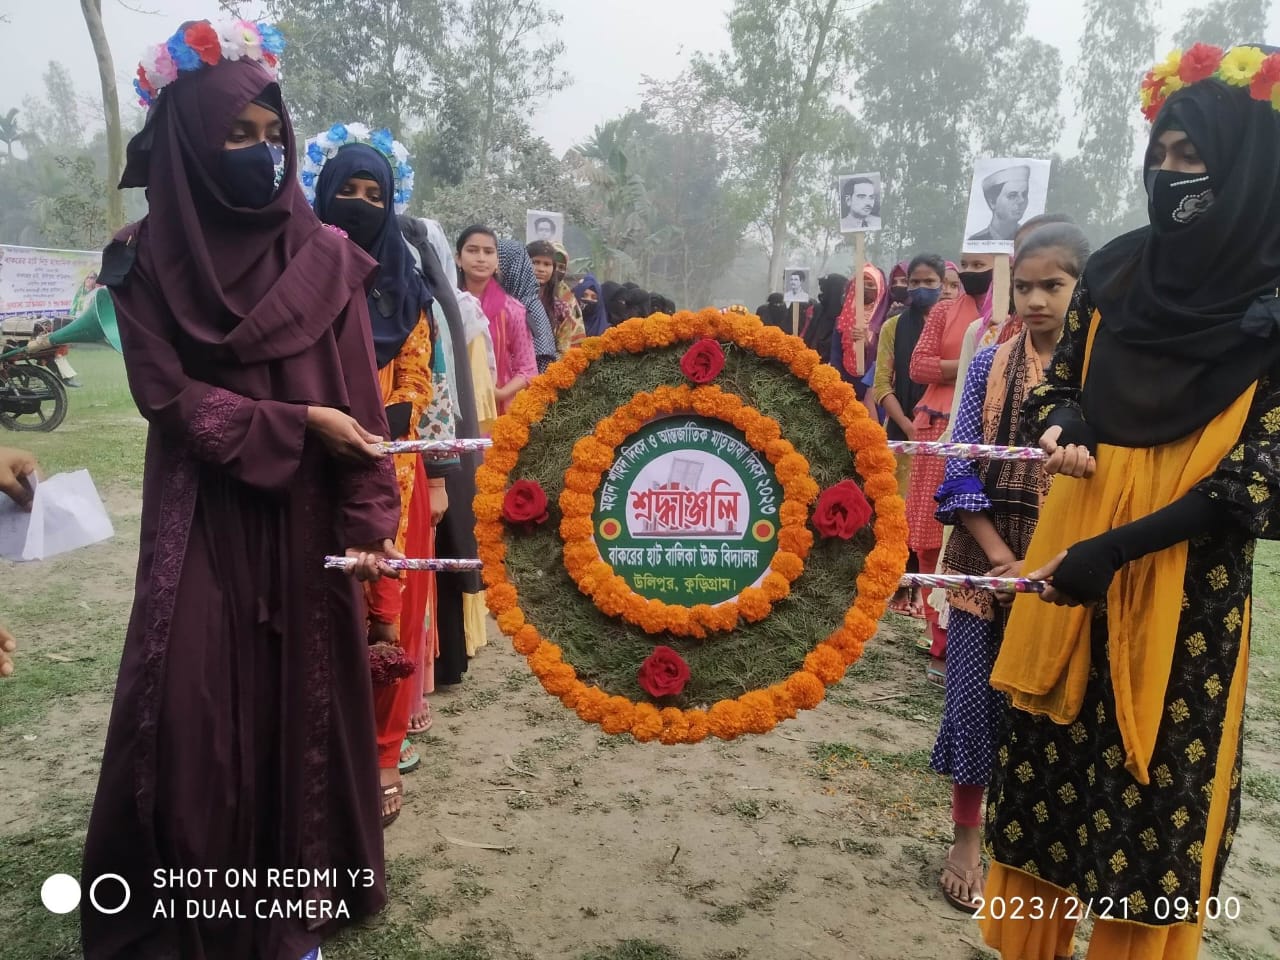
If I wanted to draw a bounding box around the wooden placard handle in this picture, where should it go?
[852,233,867,376]
[992,254,1011,329]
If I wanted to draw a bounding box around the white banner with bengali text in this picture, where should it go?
[0,245,103,318]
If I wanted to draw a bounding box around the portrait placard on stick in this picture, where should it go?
[962,158,1051,255]
[525,210,565,244]
[782,268,810,305]
[837,173,883,233]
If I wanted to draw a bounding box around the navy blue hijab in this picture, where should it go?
[313,143,431,369]
[573,273,608,336]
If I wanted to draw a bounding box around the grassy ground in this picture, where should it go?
[1,350,1278,960]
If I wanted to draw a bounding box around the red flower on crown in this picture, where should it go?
[1179,43,1224,84]
[184,22,223,67]
[135,65,155,97]
[1250,53,1280,102]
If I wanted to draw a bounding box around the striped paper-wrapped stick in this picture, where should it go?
[376,438,494,456]
[887,440,1045,461]
[324,556,483,572]
[900,573,1046,594]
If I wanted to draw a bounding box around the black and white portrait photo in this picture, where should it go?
[783,268,810,304]
[962,158,1051,254]
[838,173,882,232]
[525,210,565,244]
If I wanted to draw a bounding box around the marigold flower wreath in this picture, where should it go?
[474,308,908,743]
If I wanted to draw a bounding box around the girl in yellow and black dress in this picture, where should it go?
[981,43,1280,960]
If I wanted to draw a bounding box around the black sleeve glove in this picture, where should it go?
[1044,406,1098,452]
[384,402,412,440]
[1050,491,1229,603]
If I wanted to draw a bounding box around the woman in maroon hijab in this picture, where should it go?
[81,22,401,960]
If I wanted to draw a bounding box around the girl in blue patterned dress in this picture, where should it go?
[930,223,1091,912]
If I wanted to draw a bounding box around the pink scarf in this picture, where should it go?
[479,277,512,387]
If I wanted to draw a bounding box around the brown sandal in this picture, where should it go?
[381,780,403,829]
[939,844,983,914]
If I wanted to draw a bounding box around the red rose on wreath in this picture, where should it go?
[679,338,726,384]
[637,645,692,698]
[503,479,549,528]
[813,479,873,539]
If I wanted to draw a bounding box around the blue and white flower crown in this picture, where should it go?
[300,123,415,215]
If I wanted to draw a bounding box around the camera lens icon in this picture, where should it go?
[41,874,81,915]
[90,874,132,914]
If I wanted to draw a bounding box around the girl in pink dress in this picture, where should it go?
[455,226,537,415]
[908,253,995,674]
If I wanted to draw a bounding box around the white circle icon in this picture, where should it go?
[88,874,131,915]
[41,874,82,914]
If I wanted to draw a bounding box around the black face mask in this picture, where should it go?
[1146,169,1215,230]
[906,287,941,312]
[326,196,386,252]
[890,284,909,304]
[959,269,994,297]
[217,142,286,210]
[580,299,600,323]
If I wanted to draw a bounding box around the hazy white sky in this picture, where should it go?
[1,0,1276,156]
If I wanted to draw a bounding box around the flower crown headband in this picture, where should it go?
[300,124,415,215]
[1141,43,1280,122]
[134,19,285,110]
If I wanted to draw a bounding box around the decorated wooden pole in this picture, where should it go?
[852,232,868,375]
[992,253,1011,329]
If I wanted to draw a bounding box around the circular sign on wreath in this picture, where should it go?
[595,415,779,607]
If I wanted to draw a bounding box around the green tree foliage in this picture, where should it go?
[264,0,450,134]
[23,62,88,153]
[420,118,582,243]
[1175,0,1269,49]
[850,0,1062,261]
[0,109,23,159]
[568,107,753,305]
[1066,0,1156,244]
[441,0,569,178]
[0,63,146,249]
[692,0,858,289]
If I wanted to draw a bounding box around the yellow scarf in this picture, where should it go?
[989,312,1254,785]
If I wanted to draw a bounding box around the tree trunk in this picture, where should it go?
[768,0,841,290]
[81,0,125,232]
[382,0,402,133]
[767,164,795,292]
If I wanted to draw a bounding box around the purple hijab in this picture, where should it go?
[118,58,375,400]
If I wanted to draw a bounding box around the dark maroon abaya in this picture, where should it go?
[81,58,400,960]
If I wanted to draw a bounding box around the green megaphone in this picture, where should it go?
[3,287,123,359]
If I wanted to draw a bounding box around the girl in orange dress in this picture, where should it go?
[312,136,441,827]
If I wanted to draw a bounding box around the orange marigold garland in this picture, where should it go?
[475,308,908,744]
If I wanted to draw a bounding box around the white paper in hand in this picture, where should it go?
[0,470,113,561]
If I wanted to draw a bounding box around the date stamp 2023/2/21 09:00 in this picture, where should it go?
[971,894,1245,925]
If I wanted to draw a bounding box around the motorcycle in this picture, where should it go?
[0,292,122,432]
[0,348,68,432]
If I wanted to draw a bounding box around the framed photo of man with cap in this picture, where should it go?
[962,157,1051,254]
